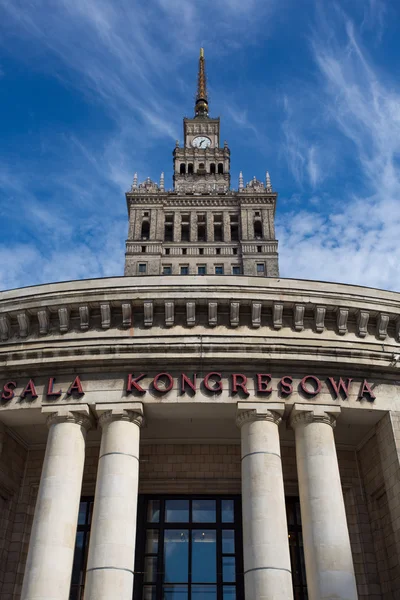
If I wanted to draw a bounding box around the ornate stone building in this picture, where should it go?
[125,49,279,279]
[0,49,400,600]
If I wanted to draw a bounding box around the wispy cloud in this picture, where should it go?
[279,3,400,290]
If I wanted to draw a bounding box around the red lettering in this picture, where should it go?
[300,375,322,397]
[181,373,197,393]
[127,373,146,393]
[203,372,223,392]
[232,374,249,396]
[327,377,352,400]
[21,379,38,399]
[280,376,293,396]
[47,377,62,398]
[1,381,16,401]
[153,373,174,393]
[359,379,376,402]
[256,374,272,394]
[67,376,84,396]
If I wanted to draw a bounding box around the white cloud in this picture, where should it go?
[279,5,400,291]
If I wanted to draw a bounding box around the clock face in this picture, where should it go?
[192,136,211,149]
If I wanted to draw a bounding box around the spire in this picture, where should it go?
[266,171,272,192]
[132,172,138,190]
[195,48,209,117]
[239,171,244,191]
[160,172,165,191]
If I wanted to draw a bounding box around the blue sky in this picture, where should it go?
[1,0,399,291]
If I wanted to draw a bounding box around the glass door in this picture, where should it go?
[134,496,244,600]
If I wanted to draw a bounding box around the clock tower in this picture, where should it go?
[173,49,230,193]
[124,49,279,278]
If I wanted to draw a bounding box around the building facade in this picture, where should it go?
[0,50,400,600]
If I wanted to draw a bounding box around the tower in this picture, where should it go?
[124,49,279,278]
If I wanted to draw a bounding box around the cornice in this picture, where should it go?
[0,276,399,371]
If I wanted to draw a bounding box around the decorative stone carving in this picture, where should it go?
[252,302,262,328]
[186,301,196,327]
[165,301,174,327]
[244,176,265,193]
[337,308,349,335]
[100,303,111,330]
[314,305,326,333]
[356,310,370,338]
[143,301,153,327]
[58,307,70,333]
[230,302,240,327]
[17,311,30,337]
[37,309,50,335]
[79,305,90,331]
[377,313,390,340]
[293,304,305,332]
[138,177,159,193]
[122,303,132,328]
[208,302,218,327]
[273,302,283,330]
[0,315,11,341]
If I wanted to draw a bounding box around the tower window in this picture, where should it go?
[254,220,263,239]
[198,265,206,275]
[182,248,187,255]
[218,163,224,174]
[230,214,239,241]
[216,248,221,255]
[141,220,150,240]
[138,264,147,274]
[165,248,170,255]
[257,246,262,253]
[210,163,216,174]
[180,266,189,275]
[141,246,146,253]
[164,214,174,242]
[215,265,224,275]
[199,248,204,255]
[232,266,241,275]
[257,263,265,274]
[181,214,190,242]
[197,213,206,242]
[188,163,194,175]
[163,265,172,275]
[233,248,238,255]
[180,163,186,174]
[214,214,223,242]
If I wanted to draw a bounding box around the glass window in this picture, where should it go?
[134,497,245,600]
[215,266,224,275]
[192,530,217,582]
[198,266,206,275]
[164,530,189,582]
[139,263,147,274]
[165,499,189,523]
[163,266,172,275]
[232,266,240,275]
[192,499,216,523]
[221,500,234,523]
[180,266,189,275]
[256,263,265,273]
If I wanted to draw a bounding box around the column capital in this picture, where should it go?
[289,403,341,430]
[42,404,93,431]
[95,402,145,429]
[236,402,285,428]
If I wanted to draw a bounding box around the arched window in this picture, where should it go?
[188,163,194,175]
[254,220,263,239]
[218,163,224,174]
[141,221,150,240]
[210,163,216,174]
[180,163,186,174]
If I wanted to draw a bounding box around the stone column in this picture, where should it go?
[236,402,293,600]
[83,403,144,600]
[290,404,358,600]
[21,405,92,600]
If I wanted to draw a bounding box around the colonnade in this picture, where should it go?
[20,401,358,600]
